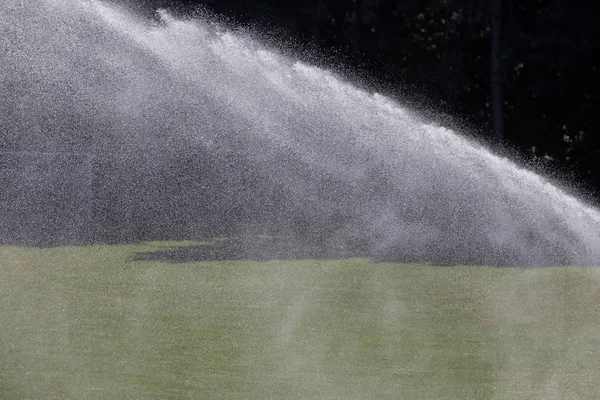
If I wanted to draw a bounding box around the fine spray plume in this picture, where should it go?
[2,0,600,266]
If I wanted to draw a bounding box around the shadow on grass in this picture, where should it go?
[132,237,366,262]
[132,238,575,267]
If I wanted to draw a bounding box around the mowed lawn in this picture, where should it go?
[2,243,600,399]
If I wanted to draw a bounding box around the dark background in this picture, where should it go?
[131,0,599,199]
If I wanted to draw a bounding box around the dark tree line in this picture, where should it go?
[136,0,599,198]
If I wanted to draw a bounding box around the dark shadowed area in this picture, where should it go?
[132,237,363,262]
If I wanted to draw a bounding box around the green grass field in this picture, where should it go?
[2,242,600,399]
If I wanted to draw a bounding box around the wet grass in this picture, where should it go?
[1,242,600,399]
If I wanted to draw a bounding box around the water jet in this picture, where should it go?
[2,0,600,265]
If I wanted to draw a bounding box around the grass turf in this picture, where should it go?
[1,242,600,399]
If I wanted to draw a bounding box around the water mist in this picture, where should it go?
[2,0,600,266]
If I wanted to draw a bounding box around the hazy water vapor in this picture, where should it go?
[2,0,600,265]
